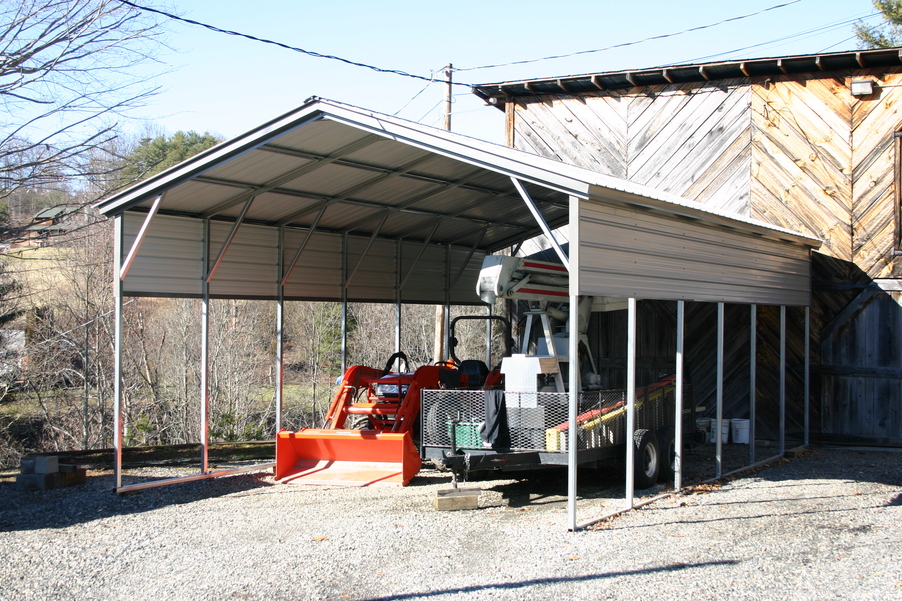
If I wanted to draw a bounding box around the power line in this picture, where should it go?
[674,12,878,65]
[394,69,441,116]
[117,1,472,88]
[456,0,805,72]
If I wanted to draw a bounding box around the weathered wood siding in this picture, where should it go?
[509,67,902,443]
[511,81,752,216]
[852,70,902,279]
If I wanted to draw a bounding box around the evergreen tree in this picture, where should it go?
[856,1,902,48]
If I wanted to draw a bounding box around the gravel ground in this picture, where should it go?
[1,447,901,600]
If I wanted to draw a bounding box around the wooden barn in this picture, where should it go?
[473,47,902,445]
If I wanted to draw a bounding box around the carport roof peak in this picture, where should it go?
[95,96,819,251]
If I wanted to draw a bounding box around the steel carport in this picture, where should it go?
[96,97,821,530]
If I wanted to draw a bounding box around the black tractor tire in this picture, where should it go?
[656,426,676,484]
[633,429,660,490]
[346,415,373,430]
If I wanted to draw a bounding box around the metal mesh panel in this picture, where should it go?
[422,389,643,453]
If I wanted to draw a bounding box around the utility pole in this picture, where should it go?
[434,63,453,364]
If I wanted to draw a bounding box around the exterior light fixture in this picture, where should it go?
[850,79,875,96]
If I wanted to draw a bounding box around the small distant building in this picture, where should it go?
[17,206,70,248]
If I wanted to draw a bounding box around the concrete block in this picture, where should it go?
[19,456,35,474]
[58,463,78,473]
[784,446,806,459]
[62,467,87,487]
[16,472,65,491]
[434,487,480,511]
[34,456,58,474]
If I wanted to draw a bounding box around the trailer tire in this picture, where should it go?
[633,429,659,490]
[656,426,676,484]
[346,415,373,430]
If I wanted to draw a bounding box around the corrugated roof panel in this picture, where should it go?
[203,150,311,187]
[344,138,434,169]
[157,180,241,215]
[280,161,381,197]
[268,118,374,156]
[353,175,444,205]
[231,191,320,223]
[313,202,381,232]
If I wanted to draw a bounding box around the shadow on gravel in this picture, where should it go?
[0,471,273,533]
[355,560,740,600]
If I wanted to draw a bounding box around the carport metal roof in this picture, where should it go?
[97,97,819,306]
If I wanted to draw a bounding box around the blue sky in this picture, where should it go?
[131,0,882,144]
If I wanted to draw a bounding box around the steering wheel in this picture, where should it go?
[382,351,409,375]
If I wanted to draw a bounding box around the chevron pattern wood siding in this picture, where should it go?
[750,75,853,262]
[852,70,902,279]
[512,81,752,216]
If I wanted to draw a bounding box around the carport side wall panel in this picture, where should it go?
[122,212,205,297]
[576,197,812,306]
[121,213,486,304]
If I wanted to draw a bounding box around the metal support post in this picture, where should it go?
[113,216,124,489]
[780,306,786,455]
[486,304,493,367]
[395,239,402,353]
[675,301,684,491]
[200,219,211,474]
[750,305,757,465]
[275,226,284,434]
[341,233,348,374]
[443,244,451,362]
[567,195,580,531]
[716,302,724,478]
[625,297,637,508]
[804,306,810,446]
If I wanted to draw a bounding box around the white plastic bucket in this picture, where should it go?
[720,419,730,443]
[696,418,712,441]
[731,418,750,444]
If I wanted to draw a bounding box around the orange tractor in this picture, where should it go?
[275,321,508,486]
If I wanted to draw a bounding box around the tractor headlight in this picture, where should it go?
[373,383,407,398]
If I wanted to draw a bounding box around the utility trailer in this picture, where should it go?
[419,375,681,488]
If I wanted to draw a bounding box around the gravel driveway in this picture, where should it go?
[1,447,900,600]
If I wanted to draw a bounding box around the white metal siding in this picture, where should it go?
[578,197,811,305]
[207,222,280,298]
[122,213,204,297]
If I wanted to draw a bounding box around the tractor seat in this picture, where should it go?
[459,359,490,387]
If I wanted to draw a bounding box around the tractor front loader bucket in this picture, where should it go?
[275,429,422,486]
